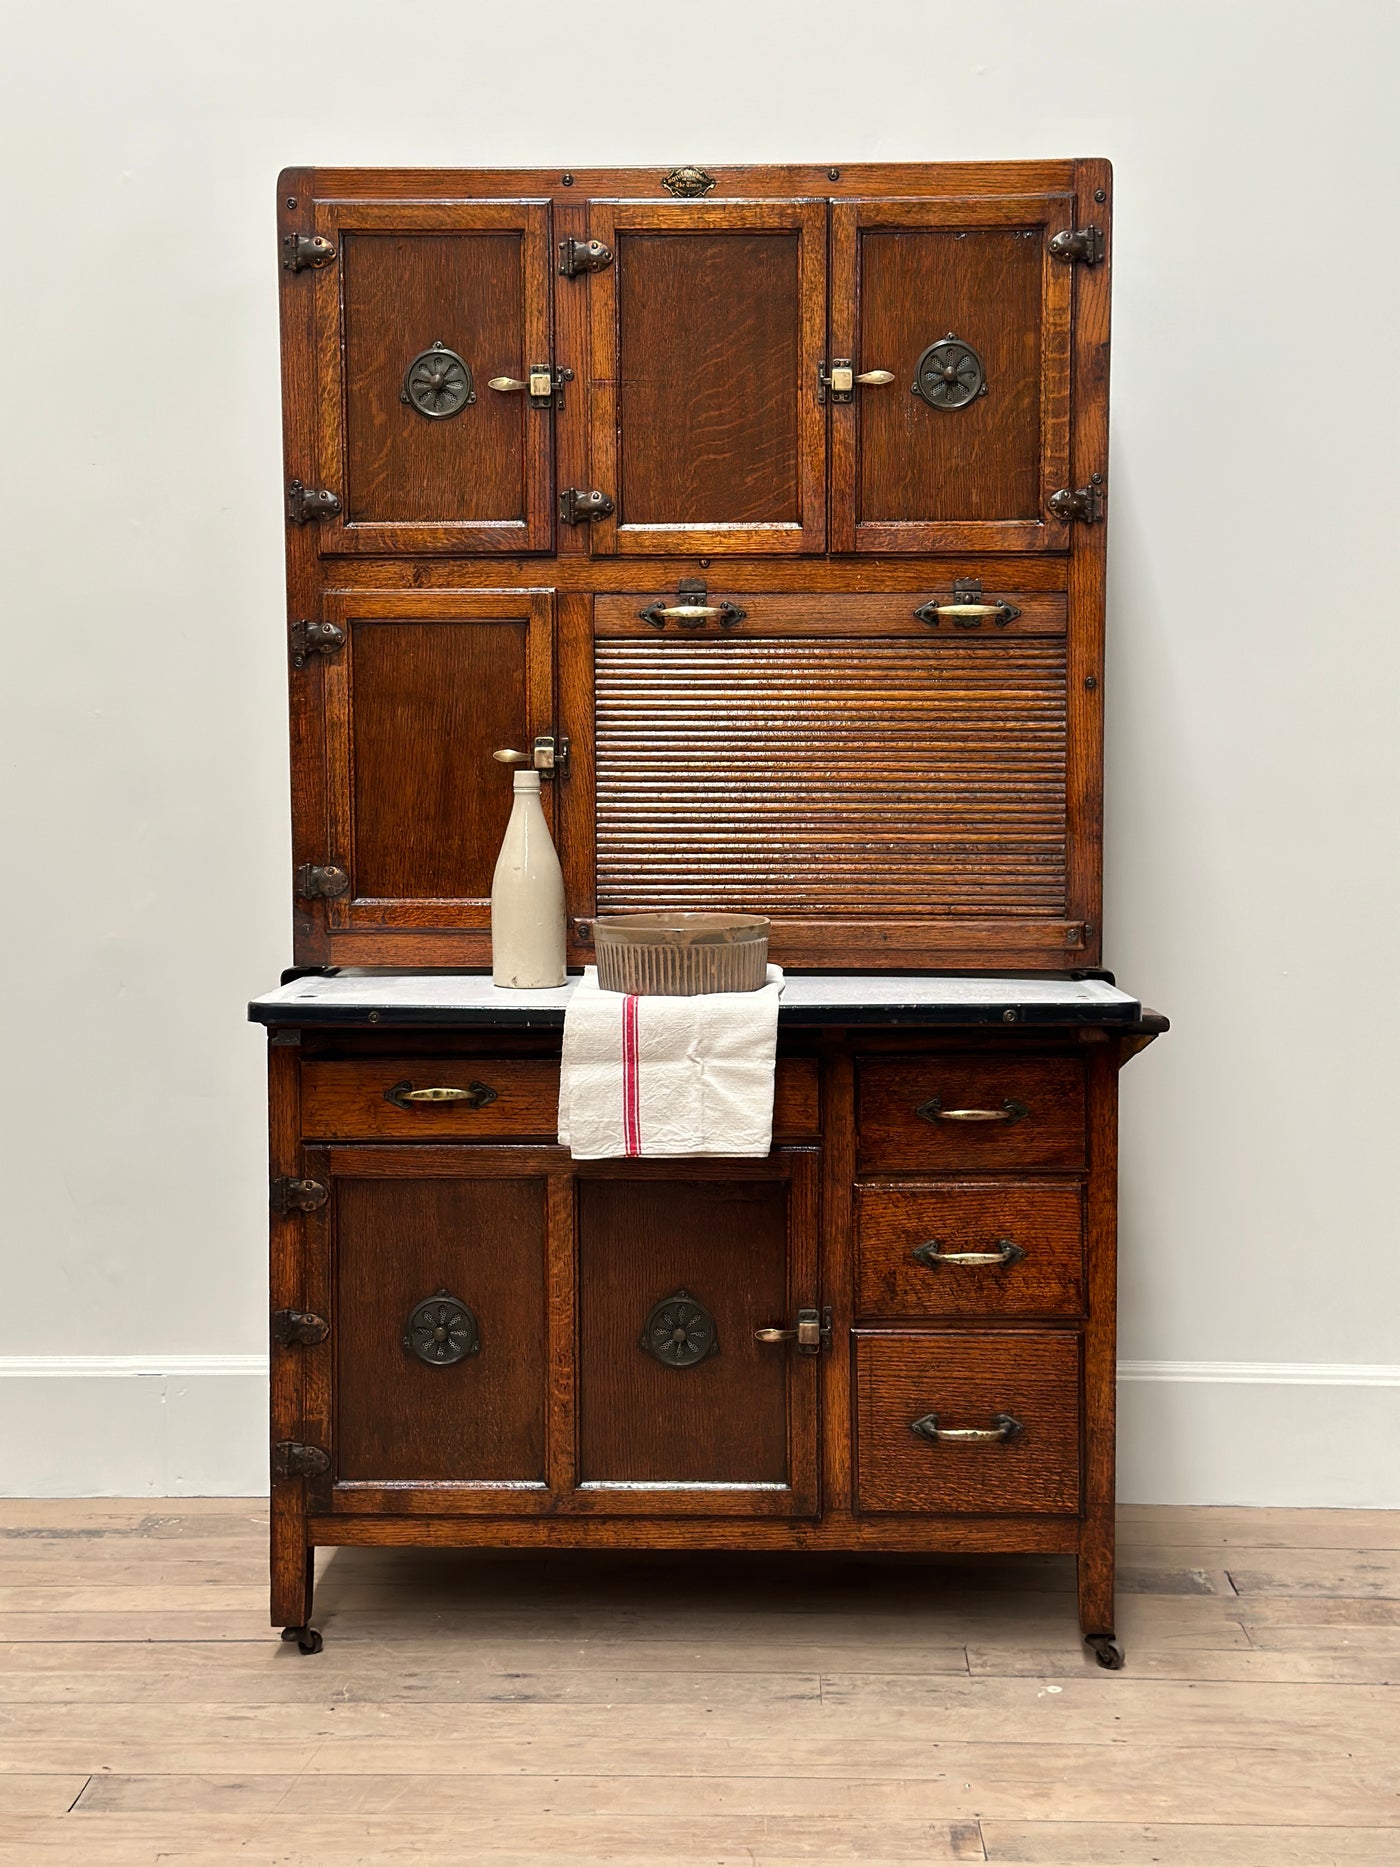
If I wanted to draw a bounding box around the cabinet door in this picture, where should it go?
[303,198,553,553]
[575,1154,819,1514]
[302,1146,565,1511]
[830,196,1074,553]
[585,199,827,555]
[315,589,554,964]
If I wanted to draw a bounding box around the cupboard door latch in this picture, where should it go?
[559,488,614,525]
[487,364,574,409]
[1048,477,1105,524]
[754,1307,832,1356]
[1049,224,1105,265]
[492,734,570,778]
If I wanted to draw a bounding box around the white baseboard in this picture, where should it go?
[0,1355,1397,1505]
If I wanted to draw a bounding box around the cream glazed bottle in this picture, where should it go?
[490,769,566,988]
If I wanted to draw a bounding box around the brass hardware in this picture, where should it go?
[286,479,341,524]
[913,334,987,409]
[558,237,613,276]
[384,1079,498,1112]
[916,1096,1029,1125]
[272,1440,331,1478]
[855,368,896,385]
[910,1413,1024,1446]
[282,232,337,272]
[754,1306,831,1357]
[817,358,854,404]
[661,166,716,197]
[1048,479,1105,523]
[1049,224,1105,265]
[640,1289,718,1368]
[915,580,1022,629]
[271,1309,330,1346]
[912,1238,1026,1271]
[488,364,570,408]
[269,1177,328,1215]
[401,341,474,418]
[289,620,345,667]
[492,734,570,777]
[560,487,614,525]
[295,862,350,900]
[403,1290,480,1366]
[639,601,746,629]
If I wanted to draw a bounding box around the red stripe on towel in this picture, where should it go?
[621,994,641,1156]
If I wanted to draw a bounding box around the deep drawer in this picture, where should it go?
[855,1180,1085,1320]
[854,1330,1081,1515]
[857,1056,1086,1171]
[301,1057,820,1142]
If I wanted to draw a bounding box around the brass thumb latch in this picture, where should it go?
[488,365,574,409]
[754,1307,832,1356]
[492,735,570,778]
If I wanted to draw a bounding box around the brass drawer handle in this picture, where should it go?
[639,600,747,629]
[916,1097,1028,1125]
[911,1412,1024,1445]
[912,1238,1026,1270]
[913,599,1022,627]
[384,1081,499,1112]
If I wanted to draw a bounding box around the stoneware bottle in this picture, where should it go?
[491,769,566,988]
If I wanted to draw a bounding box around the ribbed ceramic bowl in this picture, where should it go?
[593,914,770,996]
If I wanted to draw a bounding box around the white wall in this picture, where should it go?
[1,0,1397,1502]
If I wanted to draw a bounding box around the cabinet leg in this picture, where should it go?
[1076,1542,1121,1666]
[271,1507,321,1651]
[278,1551,322,1654]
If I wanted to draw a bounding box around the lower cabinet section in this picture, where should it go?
[853,1329,1081,1515]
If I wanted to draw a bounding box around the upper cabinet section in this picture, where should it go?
[584,199,827,555]
[292,199,555,554]
[830,195,1074,554]
[280,164,1105,559]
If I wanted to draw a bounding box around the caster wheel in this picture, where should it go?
[1085,1634,1124,1670]
[281,1624,323,1655]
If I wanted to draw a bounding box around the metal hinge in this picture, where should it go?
[558,237,613,277]
[270,1177,329,1216]
[295,862,349,900]
[272,1441,330,1479]
[283,232,337,273]
[817,359,854,404]
[287,479,341,525]
[289,620,345,667]
[1047,477,1105,524]
[559,487,615,525]
[1049,224,1105,265]
[271,1309,330,1346]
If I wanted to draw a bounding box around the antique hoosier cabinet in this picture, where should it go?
[253,160,1165,1665]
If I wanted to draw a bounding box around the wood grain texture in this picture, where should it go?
[855,1178,1085,1320]
[593,636,1068,917]
[857,1055,1087,1171]
[854,1330,1081,1515]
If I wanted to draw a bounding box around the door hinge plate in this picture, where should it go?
[1048,480,1105,524]
[295,862,350,900]
[287,479,341,525]
[283,232,337,273]
[270,1177,329,1216]
[558,237,613,277]
[289,620,345,667]
[271,1309,330,1346]
[273,1441,330,1479]
[1049,224,1105,265]
[560,487,615,525]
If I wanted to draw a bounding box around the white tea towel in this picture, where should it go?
[558,966,784,1159]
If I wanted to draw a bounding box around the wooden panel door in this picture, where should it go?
[575,1154,820,1515]
[830,195,1074,552]
[589,591,1090,971]
[315,590,554,963]
[585,199,827,554]
[304,198,553,553]
[302,1145,567,1512]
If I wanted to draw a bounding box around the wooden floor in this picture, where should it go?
[0,1504,1395,1864]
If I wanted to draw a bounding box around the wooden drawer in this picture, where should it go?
[854,1330,1080,1515]
[301,1058,820,1142]
[855,1180,1084,1320]
[857,1056,1085,1171]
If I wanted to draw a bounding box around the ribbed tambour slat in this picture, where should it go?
[594,639,1068,917]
